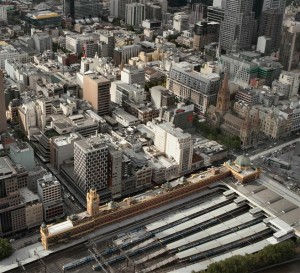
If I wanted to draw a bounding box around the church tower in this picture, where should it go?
[240,107,252,148]
[251,108,261,144]
[216,70,231,114]
[87,188,100,216]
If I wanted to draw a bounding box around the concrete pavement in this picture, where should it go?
[258,173,300,208]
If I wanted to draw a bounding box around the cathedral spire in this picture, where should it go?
[215,69,231,114]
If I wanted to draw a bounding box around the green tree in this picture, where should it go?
[197,240,296,273]
[0,238,13,260]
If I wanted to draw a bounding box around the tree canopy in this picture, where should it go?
[0,238,13,260]
[193,118,241,149]
[194,240,297,273]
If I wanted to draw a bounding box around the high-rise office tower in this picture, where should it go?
[110,0,136,20]
[167,0,187,7]
[207,6,225,24]
[63,0,101,19]
[0,70,7,134]
[125,3,146,26]
[280,16,300,71]
[110,0,119,18]
[193,21,220,50]
[145,3,162,21]
[83,74,110,116]
[190,3,208,25]
[64,0,74,18]
[263,0,286,13]
[253,0,264,19]
[74,135,108,194]
[99,33,115,58]
[258,9,283,51]
[220,0,255,51]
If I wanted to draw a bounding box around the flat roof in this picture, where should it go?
[113,109,139,123]
[0,156,16,178]
[166,212,257,250]
[155,202,239,239]
[170,239,271,273]
[19,187,40,203]
[176,223,268,259]
[146,195,228,232]
[47,221,74,236]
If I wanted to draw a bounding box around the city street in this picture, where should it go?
[250,137,300,161]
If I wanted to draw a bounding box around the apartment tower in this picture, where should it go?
[74,135,108,194]
[83,74,110,116]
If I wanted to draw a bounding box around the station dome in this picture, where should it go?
[235,155,251,167]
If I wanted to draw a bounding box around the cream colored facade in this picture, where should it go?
[25,202,43,228]
[233,101,289,139]
[138,50,164,63]
[153,122,193,174]
[83,74,110,116]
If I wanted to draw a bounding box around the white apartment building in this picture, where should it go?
[110,80,146,106]
[37,173,64,222]
[173,12,189,32]
[153,122,193,174]
[74,135,109,194]
[66,33,94,54]
[121,65,145,86]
